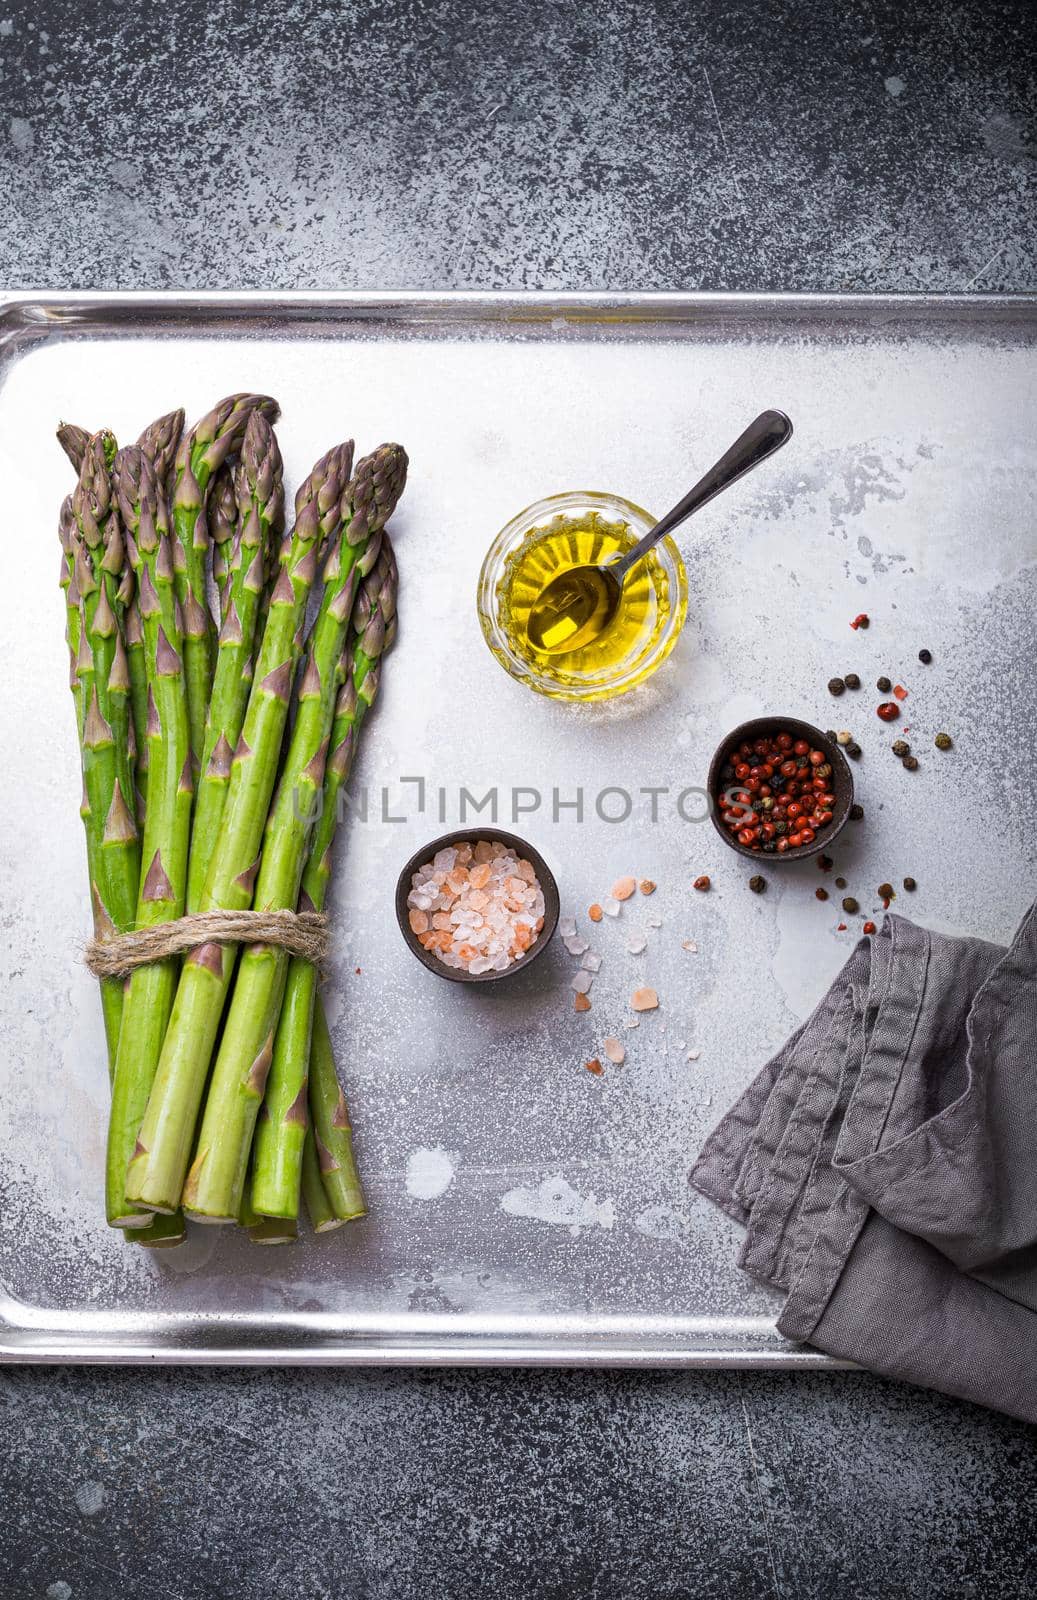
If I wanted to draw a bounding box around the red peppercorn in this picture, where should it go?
[735,762,750,779]
[780,758,797,777]
[863,921,877,935]
[877,701,900,722]
[816,887,829,901]
[799,827,816,845]
[793,739,809,757]
[787,802,803,819]
[737,828,756,846]
[809,749,824,766]
[776,732,792,750]
[693,875,711,891]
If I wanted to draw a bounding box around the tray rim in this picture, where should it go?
[2,286,1027,1368]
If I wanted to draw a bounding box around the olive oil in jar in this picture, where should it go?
[496,510,675,684]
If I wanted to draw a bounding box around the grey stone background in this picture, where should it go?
[1,1,1035,1597]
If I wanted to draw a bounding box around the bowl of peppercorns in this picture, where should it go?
[708,717,854,862]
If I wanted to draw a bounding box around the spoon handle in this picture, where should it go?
[610,409,793,583]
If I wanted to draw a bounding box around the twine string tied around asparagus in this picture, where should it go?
[84,908,328,980]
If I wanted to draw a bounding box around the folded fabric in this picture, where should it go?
[691,904,1037,1423]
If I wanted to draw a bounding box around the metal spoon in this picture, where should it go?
[525,409,794,656]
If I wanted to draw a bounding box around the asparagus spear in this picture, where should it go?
[59,436,183,1249]
[170,393,278,762]
[68,434,141,1067]
[308,996,366,1220]
[57,422,90,472]
[105,448,193,1227]
[250,538,397,1219]
[182,444,407,1222]
[186,413,284,913]
[209,462,238,618]
[125,441,355,1214]
[301,1125,346,1232]
[137,408,185,488]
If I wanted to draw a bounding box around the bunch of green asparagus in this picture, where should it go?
[58,395,405,1246]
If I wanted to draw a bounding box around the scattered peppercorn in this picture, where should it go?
[877,701,900,722]
[850,803,864,821]
[846,741,862,759]
[825,729,838,742]
[891,739,909,757]
[835,876,847,889]
[816,887,829,901]
[862,921,877,935]
[818,854,833,872]
[844,673,861,690]
[903,877,917,891]
[837,922,848,931]
[876,676,891,693]
[878,883,894,905]
[828,677,846,696]
[902,755,919,771]
[934,732,953,751]
[836,730,852,745]
[749,875,766,894]
[693,875,711,891]
[850,613,870,630]
[842,896,859,914]
[918,648,932,664]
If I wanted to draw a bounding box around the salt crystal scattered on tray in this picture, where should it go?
[647,915,662,929]
[624,1016,640,1030]
[559,916,577,939]
[631,987,659,1012]
[603,1037,625,1064]
[407,838,546,974]
[687,1049,701,1061]
[571,971,594,994]
[603,897,622,917]
[580,952,602,972]
[611,876,637,901]
[682,939,698,953]
[626,935,647,955]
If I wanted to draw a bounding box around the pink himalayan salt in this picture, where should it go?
[407,841,546,974]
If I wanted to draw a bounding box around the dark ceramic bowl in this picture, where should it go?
[707,716,854,863]
[395,827,559,983]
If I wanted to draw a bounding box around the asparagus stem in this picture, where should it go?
[308,997,366,1221]
[127,441,355,1214]
[170,393,278,762]
[251,538,397,1219]
[105,448,194,1227]
[67,434,141,1069]
[186,414,284,912]
[301,1124,346,1232]
[182,445,407,1222]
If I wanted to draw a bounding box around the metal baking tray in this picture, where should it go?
[1,291,1034,1366]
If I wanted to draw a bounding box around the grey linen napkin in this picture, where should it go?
[690,903,1037,1423]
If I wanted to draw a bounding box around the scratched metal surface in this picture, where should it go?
[0,292,1034,1365]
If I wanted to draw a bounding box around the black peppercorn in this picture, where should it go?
[934,732,953,750]
[903,877,917,891]
[844,673,861,690]
[842,896,859,914]
[849,803,864,821]
[891,739,909,757]
[774,820,787,836]
[902,754,919,771]
[826,729,838,742]
[876,676,891,693]
[835,876,847,889]
[918,649,932,664]
[818,854,833,871]
[828,677,846,696]
[749,875,766,894]
[846,741,862,759]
